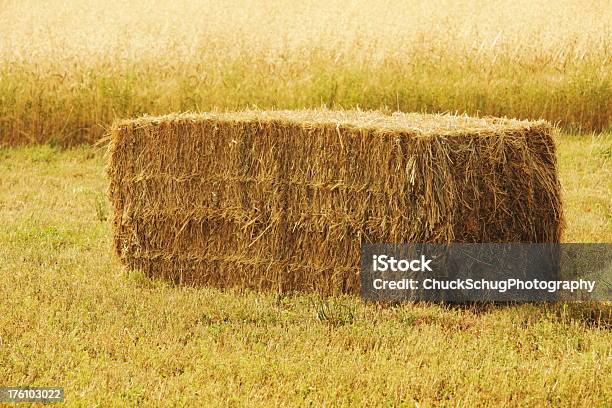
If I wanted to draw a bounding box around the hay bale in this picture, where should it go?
[107,110,564,294]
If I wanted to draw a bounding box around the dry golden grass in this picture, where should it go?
[0,0,610,144]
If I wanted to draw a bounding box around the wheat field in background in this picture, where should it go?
[0,0,610,144]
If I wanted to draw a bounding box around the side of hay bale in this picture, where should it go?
[107,110,563,294]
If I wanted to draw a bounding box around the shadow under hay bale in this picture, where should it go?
[107,110,564,295]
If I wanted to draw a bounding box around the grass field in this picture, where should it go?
[0,0,611,145]
[0,133,609,406]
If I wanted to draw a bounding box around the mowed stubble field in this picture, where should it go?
[0,0,610,406]
[0,135,610,406]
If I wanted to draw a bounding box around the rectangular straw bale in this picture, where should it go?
[107,110,564,294]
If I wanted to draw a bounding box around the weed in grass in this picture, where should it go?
[313,297,355,327]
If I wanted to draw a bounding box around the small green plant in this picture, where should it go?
[72,187,108,221]
[91,191,108,222]
[312,296,355,327]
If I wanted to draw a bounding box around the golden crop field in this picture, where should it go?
[0,0,610,144]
